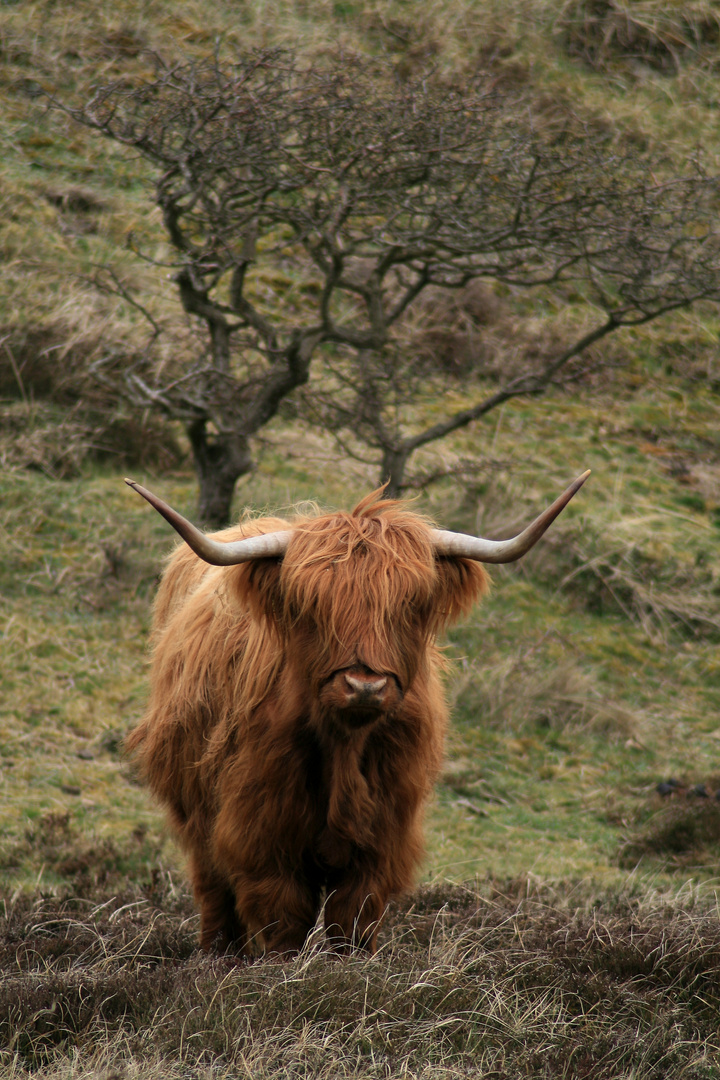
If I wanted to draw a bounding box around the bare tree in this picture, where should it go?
[61,50,720,519]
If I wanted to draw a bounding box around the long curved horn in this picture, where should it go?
[431,470,590,563]
[125,479,291,565]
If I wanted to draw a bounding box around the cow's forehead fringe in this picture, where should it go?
[278,500,445,643]
[275,490,432,531]
[298,490,433,532]
[285,497,436,565]
[349,487,428,521]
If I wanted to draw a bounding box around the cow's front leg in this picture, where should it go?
[324,877,386,955]
[235,872,321,958]
[190,856,249,954]
[261,912,316,957]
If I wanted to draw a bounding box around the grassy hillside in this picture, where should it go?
[3,386,720,894]
[2,0,720,1076]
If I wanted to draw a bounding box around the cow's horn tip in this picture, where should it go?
[125,477,138,489]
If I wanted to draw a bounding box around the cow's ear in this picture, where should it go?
[433,557,490,629]
[227,558,284,623]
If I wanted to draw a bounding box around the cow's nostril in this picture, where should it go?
[345,674,388,695]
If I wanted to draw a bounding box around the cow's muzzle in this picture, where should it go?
[343,672,389,707]
[321,666,401,721]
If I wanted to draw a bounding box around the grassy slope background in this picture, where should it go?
[2,1,720,1076]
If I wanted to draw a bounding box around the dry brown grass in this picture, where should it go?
[0,401,182,478]
[541,514,720,642]
[3,878,720,1078]
[450,450,720,645]
[620,794,720,870]
[557,0,720,75]
[450,653,641,740]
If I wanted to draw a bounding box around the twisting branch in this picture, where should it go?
[55,49,720,513]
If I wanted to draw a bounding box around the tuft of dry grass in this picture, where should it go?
[0,401,185,477]
[620,797,720,870]
[449,437,720,646]
[3,879,720,1078]
[556,0,720,75]
[541,514,720,642]
[450,653,641,738]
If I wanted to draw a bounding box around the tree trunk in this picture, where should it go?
[187,420,254,527]
[380,446,410,499]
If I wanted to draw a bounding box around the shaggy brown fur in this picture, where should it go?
[126,491,489,956]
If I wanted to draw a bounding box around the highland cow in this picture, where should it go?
[125,474,588,956]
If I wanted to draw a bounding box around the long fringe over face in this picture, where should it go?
[229,492,490,702]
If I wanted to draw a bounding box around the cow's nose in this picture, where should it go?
[344,674,388,697]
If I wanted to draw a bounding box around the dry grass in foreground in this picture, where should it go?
[2,878,720,1079]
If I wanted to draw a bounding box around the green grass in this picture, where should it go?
[2,375,720,894]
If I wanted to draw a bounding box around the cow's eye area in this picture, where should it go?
[400,594,432,627]
[286,605,319,634]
